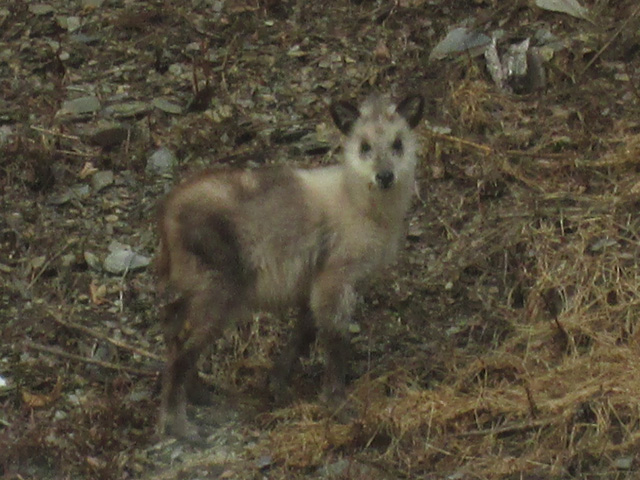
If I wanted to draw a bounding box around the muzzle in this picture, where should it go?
[375,170,395,189]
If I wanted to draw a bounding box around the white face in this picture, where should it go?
[343,99,418,191]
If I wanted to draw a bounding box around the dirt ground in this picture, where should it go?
[3,0,640,479]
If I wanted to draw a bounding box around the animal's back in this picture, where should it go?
[159,166,333,307]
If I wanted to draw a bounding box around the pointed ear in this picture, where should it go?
[330,101,360,135]
[396,95,424,129]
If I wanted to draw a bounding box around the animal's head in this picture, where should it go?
[330,94,424,191]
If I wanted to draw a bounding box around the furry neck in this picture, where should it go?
[342,168,413,228]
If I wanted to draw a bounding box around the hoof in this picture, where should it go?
[186,378,214,406]
[158,413,203,443]
[268,371,294,406]
[321,390,358,423]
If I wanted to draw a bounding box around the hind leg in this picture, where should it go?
[162,296,216,406]
[159,338,203,440]
[158,289,242,439]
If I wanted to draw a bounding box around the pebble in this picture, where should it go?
[103,248,151,274]
[58,96,101,117]
[146,147,177,175]
[91,170,114,192]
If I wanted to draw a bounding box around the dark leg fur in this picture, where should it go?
[309,274,356,407]
[319,328,350,400]
[160,340,203,439]
[161,297,188,344]
[320,328,357,423]
[159,288,244,439]
[159,208,250,438]
[269,305,317,402]
[185,369,213,405]
[161,297,212,405]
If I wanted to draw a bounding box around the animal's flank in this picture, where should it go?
[180,209,247,288]
[155,93,424,439]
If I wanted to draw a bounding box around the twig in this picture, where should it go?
[430,131,492,155]
[27,240,76,289]
[579,3,640,79]
[51,314,164,362]
[30,125,81,141]
[553,316,576,355]
[24,341,158,377]
[457,417,553,437]
[56,150,96,158]
[503,149,577,160]
[524,382,539,418]
[430,131,578,160]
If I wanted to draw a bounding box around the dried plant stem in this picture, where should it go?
[27,240,76,290]
[579,3,640,79]
[24,341,158,377]
[51,314,164,362]
[457,417,554,437]
[430,131,577,160]
[30,125,81,141]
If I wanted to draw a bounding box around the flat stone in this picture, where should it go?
[91,170,114,192]
[153,98,183,115]
[83,251,101,270]
[103,247,150,274]
[49,184,91,205]
[59,96,101,116]
[29,4,55,15]
[81,0,104,7]
[614,456,634,470]
[430,27,491,60]
[104,101,150,119]
[70,33,101,45]
[87,123,129,147]
[57,16,81,32]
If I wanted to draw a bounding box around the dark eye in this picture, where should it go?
[360,141,371,155]
[392,137,403,154]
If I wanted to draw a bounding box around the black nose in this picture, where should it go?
[375,170,395,189]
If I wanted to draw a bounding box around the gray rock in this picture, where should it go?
[58,96,101,117]
[84,251,101,271]
[49,184,91,205]
[29,4,55,15]
[105,101,150,119]
[61,253,77,268]
[146,147,177,175]
[70,33,101,45]
[535,0,590,20]
[63,96,101,114]
[58,16,81,32]
[81,0,104,7]
[614,456,634,470]
[153,98,183,115]
[0,125,13,145]
[87,123,129,148]
[91,170,114,192]
[103,246,150,274]
[429,27,491,61]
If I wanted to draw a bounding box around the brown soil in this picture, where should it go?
[2,1,640,479]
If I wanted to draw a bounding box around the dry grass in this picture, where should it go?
[257,72,640,479]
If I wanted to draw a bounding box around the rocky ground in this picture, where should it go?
[2,0,640,479]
